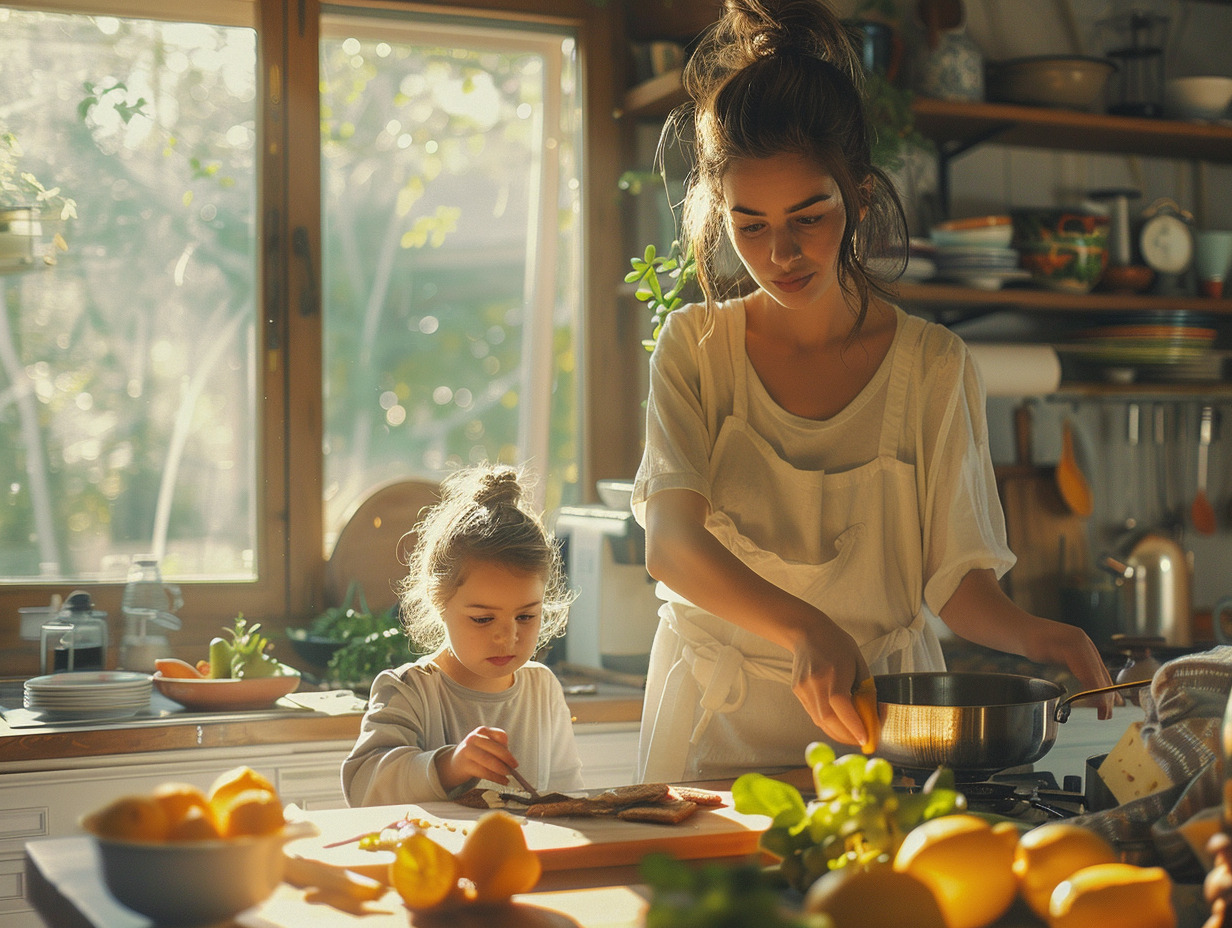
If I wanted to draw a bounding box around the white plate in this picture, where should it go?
[24,671,152,691]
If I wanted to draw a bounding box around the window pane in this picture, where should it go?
[0,6,259,582]
[320,12,583,544]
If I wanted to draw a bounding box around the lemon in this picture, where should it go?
[82,795,170,842]
[166,804,223,841]
[217,787,285,837]
[390,832,459,911]
[893,813,1019,928]
[151,782,213,831]
[455,810,542,902]
[803,862,946,927]
[207,765,276,816]
[1049,862,1176,928]
[1013,822,1117,918]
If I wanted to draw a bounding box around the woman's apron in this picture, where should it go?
[637,312,947,784]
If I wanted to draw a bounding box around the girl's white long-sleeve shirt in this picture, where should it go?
[341,657,585,806]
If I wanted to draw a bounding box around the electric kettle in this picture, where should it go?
[1100,531,1192,647]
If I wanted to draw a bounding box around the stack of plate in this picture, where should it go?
[930,245,1029,290]
[1065,313,1220,382]
[24,670,152,720]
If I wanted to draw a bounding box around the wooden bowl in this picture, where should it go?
[1100,265,1155,294]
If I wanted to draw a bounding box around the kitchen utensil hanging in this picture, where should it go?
[1192,404,1216,535]
[1056,416,1094,517]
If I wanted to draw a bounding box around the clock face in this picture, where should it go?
[1139,214,1195,274]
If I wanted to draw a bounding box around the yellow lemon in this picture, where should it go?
[390,832,459,911]
[166,804,223,841]
[217,787,285,838]
[893,813,1020,928]
[1049,862,1176,928]
[803,861,947,927]
[151,782,213,831]
[455,810,542,902]
[82,795,170,842]
[207,765,277,817]
[1012,822,1117,918]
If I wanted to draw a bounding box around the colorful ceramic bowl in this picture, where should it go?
[1012,209,1110,293]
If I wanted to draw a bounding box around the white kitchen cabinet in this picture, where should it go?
[575,721,641,789]
[2,741,353,927]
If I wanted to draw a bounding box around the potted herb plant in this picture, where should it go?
[0,125,76,269]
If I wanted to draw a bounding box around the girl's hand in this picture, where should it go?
[787,609,870,747]
[435,726,519,792]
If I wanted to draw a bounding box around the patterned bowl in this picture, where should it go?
[1012,209,1110,293]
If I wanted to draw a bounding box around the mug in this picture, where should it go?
[1215,596,1232,645]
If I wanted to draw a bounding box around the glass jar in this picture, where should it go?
[40,590,109,674]
[119,555,183,671]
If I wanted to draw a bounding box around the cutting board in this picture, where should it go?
[997,404,1090,619]
[287,793,771,882]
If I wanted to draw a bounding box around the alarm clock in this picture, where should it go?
[1137,198,1195,294]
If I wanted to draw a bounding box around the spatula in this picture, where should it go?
[1056,417,1094,518]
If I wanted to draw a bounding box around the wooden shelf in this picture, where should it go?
[893,281,1232,316]
[912,97,1232,164]
[618,68,687,120]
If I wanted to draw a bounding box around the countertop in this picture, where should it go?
[0,669,646,768]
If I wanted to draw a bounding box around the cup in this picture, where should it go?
[1194,229,1232,298]
[1215,595,1232,645]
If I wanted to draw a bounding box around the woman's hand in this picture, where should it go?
[435,726,518,792]
[787,611,871,747]
[941,569,1117,719]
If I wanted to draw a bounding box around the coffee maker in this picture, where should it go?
[553,494,661,676]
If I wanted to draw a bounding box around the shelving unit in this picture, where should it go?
[617,71,1232,392]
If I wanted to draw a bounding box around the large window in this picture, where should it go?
[319,10,584,541]
[0,0,609,641]
[0,5,261,583]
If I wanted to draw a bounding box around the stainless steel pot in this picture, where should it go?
[872,672,1143,773]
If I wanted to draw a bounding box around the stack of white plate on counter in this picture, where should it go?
[929,215,1030,290]
[23,670,153,720]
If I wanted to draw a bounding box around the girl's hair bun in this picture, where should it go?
[472,466,523,509]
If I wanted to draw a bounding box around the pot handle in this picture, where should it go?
[1054,679,1153,723]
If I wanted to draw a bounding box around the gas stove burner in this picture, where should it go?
[893,764,1087,821]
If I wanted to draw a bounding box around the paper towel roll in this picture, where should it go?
[967,343,1061,397]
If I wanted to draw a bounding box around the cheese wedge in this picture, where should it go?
[1097,721,1170,805]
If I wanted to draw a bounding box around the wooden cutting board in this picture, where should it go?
[996,404,1090,619]
[287,793,771,882]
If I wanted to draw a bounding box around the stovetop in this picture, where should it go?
[896,764,1089,824]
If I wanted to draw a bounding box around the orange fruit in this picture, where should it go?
[166,805,222,841]
[207,765,277,816]
[390,832,459,911]
[83,795,170,842]
[154,657,205,679]
[217,787,284,837]
[455,810,541,901]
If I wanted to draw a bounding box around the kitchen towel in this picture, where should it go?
[967,342,1062,397]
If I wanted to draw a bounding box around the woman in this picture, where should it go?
[631,0,1113,784]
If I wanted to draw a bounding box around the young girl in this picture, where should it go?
[341,463,584,806]
[632,0,1114,783]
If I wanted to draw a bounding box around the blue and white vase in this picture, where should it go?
[918,26,984,102]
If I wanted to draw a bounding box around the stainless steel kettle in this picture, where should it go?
[1100,532,1192,647]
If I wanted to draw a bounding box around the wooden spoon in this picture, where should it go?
[1056,417,1094,518]
[1191,405,1216,535]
